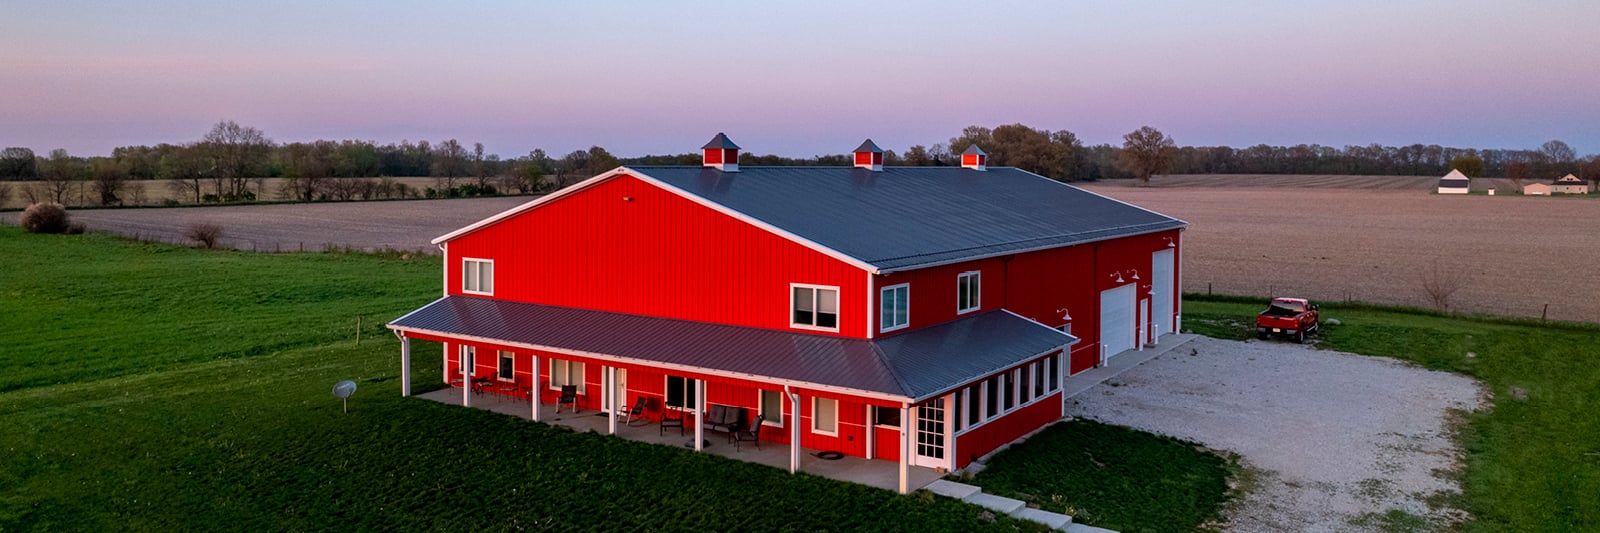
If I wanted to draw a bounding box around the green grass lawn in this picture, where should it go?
[0,227,1037,531]
[969,420,1233,532]
[1184,296,1600,531]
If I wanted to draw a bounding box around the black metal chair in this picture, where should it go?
[731,415,764,450]
[660,407,685,436]
[556,385,579,414]
[621,396,650,426]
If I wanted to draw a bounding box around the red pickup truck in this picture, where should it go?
[1256,297,1319,343]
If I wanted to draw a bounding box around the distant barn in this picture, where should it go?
[1552,174,1591,194]
[1436,169,1470,194]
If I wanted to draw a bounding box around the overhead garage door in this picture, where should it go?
[1151,249,1175,339]
[1100,284,1136,359]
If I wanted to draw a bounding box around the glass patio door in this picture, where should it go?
[913,399,947,468]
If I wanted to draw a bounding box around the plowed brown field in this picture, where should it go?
[1083,184,1600,323]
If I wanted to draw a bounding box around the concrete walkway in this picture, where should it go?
[413,388,944,493]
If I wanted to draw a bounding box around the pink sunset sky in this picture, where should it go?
[2,1,1597,158]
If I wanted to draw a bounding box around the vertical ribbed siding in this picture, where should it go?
[448,173,868,338]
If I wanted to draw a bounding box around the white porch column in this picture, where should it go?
[944,393,957,472]
[531,354,541,422]
[898,404,911,494]
[461,347,472,408]
[788,390,801,474]
[694,379,706,452]
[606,366,618,435]
[863,404,874,460]
[399,336,411,397]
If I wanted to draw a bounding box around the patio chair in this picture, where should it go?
[660,408,685,436]
[731,415,763,450]
[556,385,579,414]
[620,396,649,426]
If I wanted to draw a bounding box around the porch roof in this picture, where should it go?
[388,296,1075,402]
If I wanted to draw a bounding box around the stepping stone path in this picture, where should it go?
[924,480,1104,532]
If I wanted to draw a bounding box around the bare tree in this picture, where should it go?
[1540,140,1576,164]
[1118,126,1177,185]
[1505,160,1531,191]
[91,158,126,205]
[40,149,82,204]
[126,181,147,205]
[431,139,468,190]
[0,181,12,207]
[202,120,273,200]
[1419,258,1470,312]
[160,145,213,203]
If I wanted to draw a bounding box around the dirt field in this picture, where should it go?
[0,177,442,210]
[1141,174,1533,192]
[0,196,532,252]
[1069,337,1484,531]
[1083,184,1600,323]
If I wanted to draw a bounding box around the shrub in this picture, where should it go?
[186,222,223,249]
[20,202,72,234]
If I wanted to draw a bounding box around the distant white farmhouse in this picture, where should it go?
[1436,169,1470,194]
[1552,174,1591,194]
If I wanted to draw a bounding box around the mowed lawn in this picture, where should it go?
[0,227,1039,531]
[1184,297,1600,531]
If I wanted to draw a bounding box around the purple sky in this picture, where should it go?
[3,1,1597,158]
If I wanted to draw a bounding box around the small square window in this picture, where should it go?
[812,397,838,435]
[760,389,785,427]
[880,284,909,332]
[792,285,840,331]
[873,405,900,427]
[463,258,494,294]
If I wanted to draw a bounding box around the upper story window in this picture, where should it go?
[463,258,494,295]
[880,283,909,332]
[956,271,980,314]
[791,284,839,331]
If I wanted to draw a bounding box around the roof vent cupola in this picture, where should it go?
[702,132,740,172]
[853,139,884,171]
[961,145,988,171]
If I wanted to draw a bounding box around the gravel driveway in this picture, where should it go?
[1067,337,1484,532]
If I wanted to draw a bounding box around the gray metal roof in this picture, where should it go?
[701,132,740,150]
[853,139,883,153]
[389,296,1072,401]
[961,145,987,155]
[1438,178,1469,186]
[630,166,1187,271]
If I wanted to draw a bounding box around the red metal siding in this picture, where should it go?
[703,148,722,164]
[953,391,1062,468]
[446,173,868,337]
[872,229,1183,374]
[854,152,872,165]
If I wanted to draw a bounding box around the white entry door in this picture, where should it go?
[604,369,628,413]
[913,399,947,468]
[1151,249,1175,340]
[1100,284,1136,360]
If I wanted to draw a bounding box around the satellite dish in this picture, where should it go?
[333,380,357,412]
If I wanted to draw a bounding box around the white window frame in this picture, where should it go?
[759,389,785,428]
[872,405,901,428]
[790,283,841,332]
[811,397,838,436]
[665,375,698,411]
[496,350,515,382]
[879,283,910,333]
[549,359,585,393]
[956,271,980,314]
[462,257,494,295]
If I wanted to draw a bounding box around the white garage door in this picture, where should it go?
[1151,249,1175,340]
[1100,284,1136,359]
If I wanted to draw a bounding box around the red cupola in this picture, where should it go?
[853,139,884,171]
[702,132,740,172]
[961,144,987,171]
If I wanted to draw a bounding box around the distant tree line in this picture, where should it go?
[0,121,621,207]
[3,120,1595,208]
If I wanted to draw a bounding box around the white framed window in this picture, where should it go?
[459,345,475,376]
[879,283,909,332]
[1001,371,1015,411]
[1047,355,1061,392]
[967,382,983,427]
[1019,365,1032,403]
[812,397,838,435]
[873,405,900,428]
[956,271,980,313]
[665,375,697,410]
[550,359,585,393]
[462,258,494,295]
[497,350,515,381]
[1032,360,1045,398]
[984,376,999,418]
[791,284,840,331]
[759,389,785,427]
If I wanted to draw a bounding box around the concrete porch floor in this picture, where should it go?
[414,388,944,493]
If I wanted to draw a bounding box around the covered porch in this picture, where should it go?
[411,386,945,492]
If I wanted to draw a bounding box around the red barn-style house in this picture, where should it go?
[388,133,1187,493]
